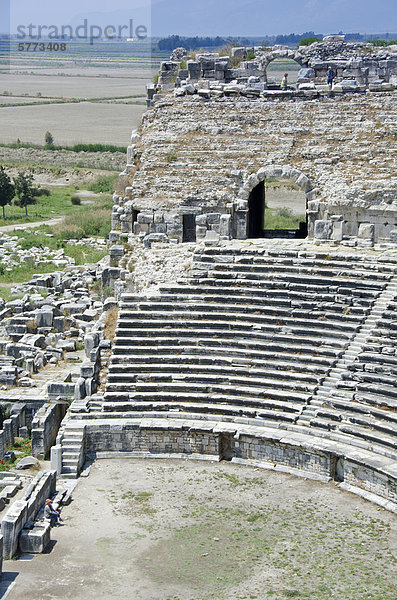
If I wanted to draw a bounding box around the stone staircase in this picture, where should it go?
[60,424,86,479]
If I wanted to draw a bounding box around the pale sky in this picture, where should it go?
[4,0,397,36]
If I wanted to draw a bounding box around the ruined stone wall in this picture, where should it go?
[113,90,397,244]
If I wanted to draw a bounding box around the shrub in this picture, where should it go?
[56,209,111,239]
[71,143,126,153]
[71,195,81,205]
[166,150,177,163]
[34,187,51,197]
[45,131,54,146]
[88,175,117,194]
[277,207,294,219]
[299,37,321,46]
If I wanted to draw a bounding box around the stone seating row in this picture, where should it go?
[155,284,378,308]
[108,361,321,382]
[101,401,300,423]
[119,297,367,320]
[195,247,397,270]
[192,258,393,283]
[182,280,382,304]
[117,308,360,332]
[192,269,385,298]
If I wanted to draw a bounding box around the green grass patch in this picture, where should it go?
[0,286,14,302]
[0,259,57,285]
[0,438,32,471]
[0,141,127,153]
[63,245,108,265]
[0,186,113,227]
[88,174,118,194]
[264,207,305,230]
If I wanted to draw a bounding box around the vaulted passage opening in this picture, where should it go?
[183,214,196,242]
[247,178,307,239]
[266,58,301,89]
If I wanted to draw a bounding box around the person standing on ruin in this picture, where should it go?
[281,73,288,90]
[327,66,335,87]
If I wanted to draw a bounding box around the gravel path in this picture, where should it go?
[0,217,64,233]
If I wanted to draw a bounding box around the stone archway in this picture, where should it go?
[260,49,304,84]
[234,165,317,240]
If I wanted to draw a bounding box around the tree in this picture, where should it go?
[0,166,15,220]
[45,130,54,146]
[13,171,39,216]
[299,37,322,46]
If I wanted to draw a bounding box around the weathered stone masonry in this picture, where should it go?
[111,40,397,246]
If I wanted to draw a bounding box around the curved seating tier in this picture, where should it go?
[101,246,397,463]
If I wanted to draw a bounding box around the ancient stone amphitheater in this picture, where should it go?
[57,38,397,513]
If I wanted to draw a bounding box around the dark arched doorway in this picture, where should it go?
[247,178,307,239]
[247,181,265,238]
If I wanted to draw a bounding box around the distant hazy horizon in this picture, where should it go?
[3,0,396,37]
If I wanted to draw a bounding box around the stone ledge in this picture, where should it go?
[338,482,397,514]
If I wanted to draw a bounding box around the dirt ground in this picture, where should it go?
[265,187,306,215]
[2,459,396,600]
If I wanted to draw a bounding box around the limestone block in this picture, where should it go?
[75,377,87,401]
[187,61,200,75]
[231,47,246,59]
[81,361,96,378]
[84,332,100,357]
[145,233,168,244]
[196,226,207,240]
[184,83,196,95]
[133,223,148,235]
[206,213,220,225]
[358,223,375,240]
[20,334,46,348]
[296,173,311,192]
[47,382,75,399]
[1,499,28,558]
[198,89,211,99]
[314,220,332,240]
[53,316,65,332]
[220,214,232,238]
[332,220,344,241]
[195,214,207,226]
[137,213,154,224]
[297,67,315,81]
[36,308,53,328]
[19,522,51,553]
[389,228,397,243]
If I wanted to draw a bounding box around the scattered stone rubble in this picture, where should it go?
[0,257,108,392]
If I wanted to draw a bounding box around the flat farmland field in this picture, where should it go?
[0,95,50,104]
[0,72,150,99]
[0,101,147,145]
[0,41,165,146]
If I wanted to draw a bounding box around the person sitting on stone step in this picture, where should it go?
[44,498,63,526]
